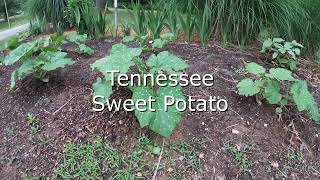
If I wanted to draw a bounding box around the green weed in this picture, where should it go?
[276,149,303,178]
[54,137,120,179]
[224,143,250,171]
[172,142,201,171]
[26,113,40,132]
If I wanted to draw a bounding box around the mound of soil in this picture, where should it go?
[0,38,319,179]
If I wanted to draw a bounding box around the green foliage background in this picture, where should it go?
[0,0,22,19]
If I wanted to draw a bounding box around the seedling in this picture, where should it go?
[237,62,320,123]
[261,38,303,70]
[26,113,40,132]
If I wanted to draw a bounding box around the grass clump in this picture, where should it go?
[54,137,120,179]
[25,0,66,33]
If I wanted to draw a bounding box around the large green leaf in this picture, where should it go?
[122,36,135,43]
[10,59,44,90]
[267,68,296,81]
[91,44,142,80]
[4,42,37,66]
[147,51,188,74]
[40,52,75,71]
[152,39,166,49]
[131,87,155,128]
[261,38,272,52]
[237,78,263,97]
[92,78,113,104]
[66,32,87,43]
[79,44,94,55]
[131,85,185,137]
[245,62,266,76]
[290,81,314,111]
[263,80,281,104]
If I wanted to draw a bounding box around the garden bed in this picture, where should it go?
[0,38,319,179]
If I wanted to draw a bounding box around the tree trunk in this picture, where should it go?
[3,0,10,28]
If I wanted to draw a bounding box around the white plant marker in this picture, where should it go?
[114,0,118,37]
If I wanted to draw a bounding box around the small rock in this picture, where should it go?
[232,129,240,134]
[136,172,143,177]
[271,162,279,168]
[216,175,226,180]
[199,153,205,159]
[178,156,184,161]
[264,123,268,127]
[167,167,173,172]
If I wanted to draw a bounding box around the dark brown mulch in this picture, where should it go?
[0,38,319,179]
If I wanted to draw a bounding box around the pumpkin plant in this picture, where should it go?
[91,43,188,137]
[3,34,76,91]
[237,62,320,123]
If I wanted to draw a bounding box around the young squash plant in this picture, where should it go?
[3,34,76,91]
[91,43,188,137]
[237,62,320,123]
[261,38,303,70]
[152,33,175,49]
[65,32,94,55]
